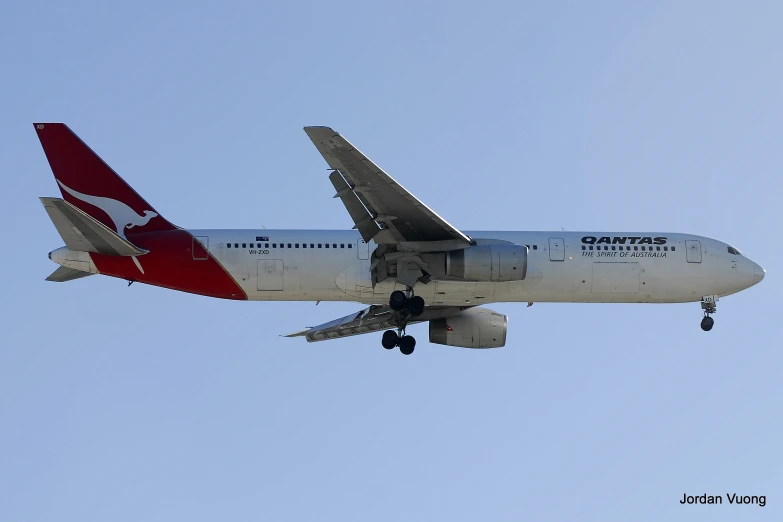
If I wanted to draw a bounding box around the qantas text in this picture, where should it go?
[581,236,667,245]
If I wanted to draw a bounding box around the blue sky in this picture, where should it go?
[1,1,780,521]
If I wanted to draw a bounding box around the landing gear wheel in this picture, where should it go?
[382,330,399,349]
[399,335,416,355]
[701,316,714,332]
[389,290,407,311]
[408,296,425,316]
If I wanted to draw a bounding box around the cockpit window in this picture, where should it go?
[727,246,742,256]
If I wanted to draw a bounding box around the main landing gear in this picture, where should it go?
[382,329,417,355]
[389,290,424,316]
[700,295,717,332]
[383,288,425,354]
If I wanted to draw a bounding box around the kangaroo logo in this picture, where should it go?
[57,180,158,239]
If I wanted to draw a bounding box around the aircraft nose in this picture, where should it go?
[753,263,765,285]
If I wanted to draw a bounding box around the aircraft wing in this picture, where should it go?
[283,305,465,342]
[304,126,472,245]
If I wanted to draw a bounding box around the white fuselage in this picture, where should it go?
[191,230,762,306]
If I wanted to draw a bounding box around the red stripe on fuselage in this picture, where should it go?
[90,230,246,300]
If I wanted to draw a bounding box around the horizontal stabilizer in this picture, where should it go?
[46,265,94,282]
[40,197,148,256]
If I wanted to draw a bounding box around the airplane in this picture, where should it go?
[35,123,766,355]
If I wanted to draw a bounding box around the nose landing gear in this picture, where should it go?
[700,295,718,331]
[701,316,715,331]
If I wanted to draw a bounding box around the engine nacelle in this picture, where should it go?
[429,308,508,348]
[445,244,527,282]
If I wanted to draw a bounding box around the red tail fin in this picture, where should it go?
[34,123,176,238]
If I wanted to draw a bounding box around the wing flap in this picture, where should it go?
[329,171,381,242]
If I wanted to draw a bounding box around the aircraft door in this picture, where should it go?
[548,237,565,261]
[257,259,284,290]
[685,240,702,263]
[357,238,369,260]
[193,236,209,260]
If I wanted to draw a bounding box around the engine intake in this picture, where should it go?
[429,308,508,348]
[446,244,527,282]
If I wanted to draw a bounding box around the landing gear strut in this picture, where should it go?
[700,295,717,332]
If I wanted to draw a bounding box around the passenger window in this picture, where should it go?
[234,243,239,248]
[333,244,337,248]
[302,243,307,248]
[581,246,586,251]
[341,244,345,248]
[664,246,668,251]
[295,243,299,248]
[604,246,609,251]
[633,246,638,251]
[287,243,292,248]
[325,244,330,248]
[348,244,352,248]
[227,243,232,248]
[626,246,631,251]
[671,247,676,251]
[318,244,322,248]
[656,246,661,251]
[310,243,315,248]
[265,243,269,248]
[611,246,616,251]
[589,246,593,251]
[533,245,538,250]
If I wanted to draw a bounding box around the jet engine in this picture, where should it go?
[429,307,508,348]
[445,244,527,282]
